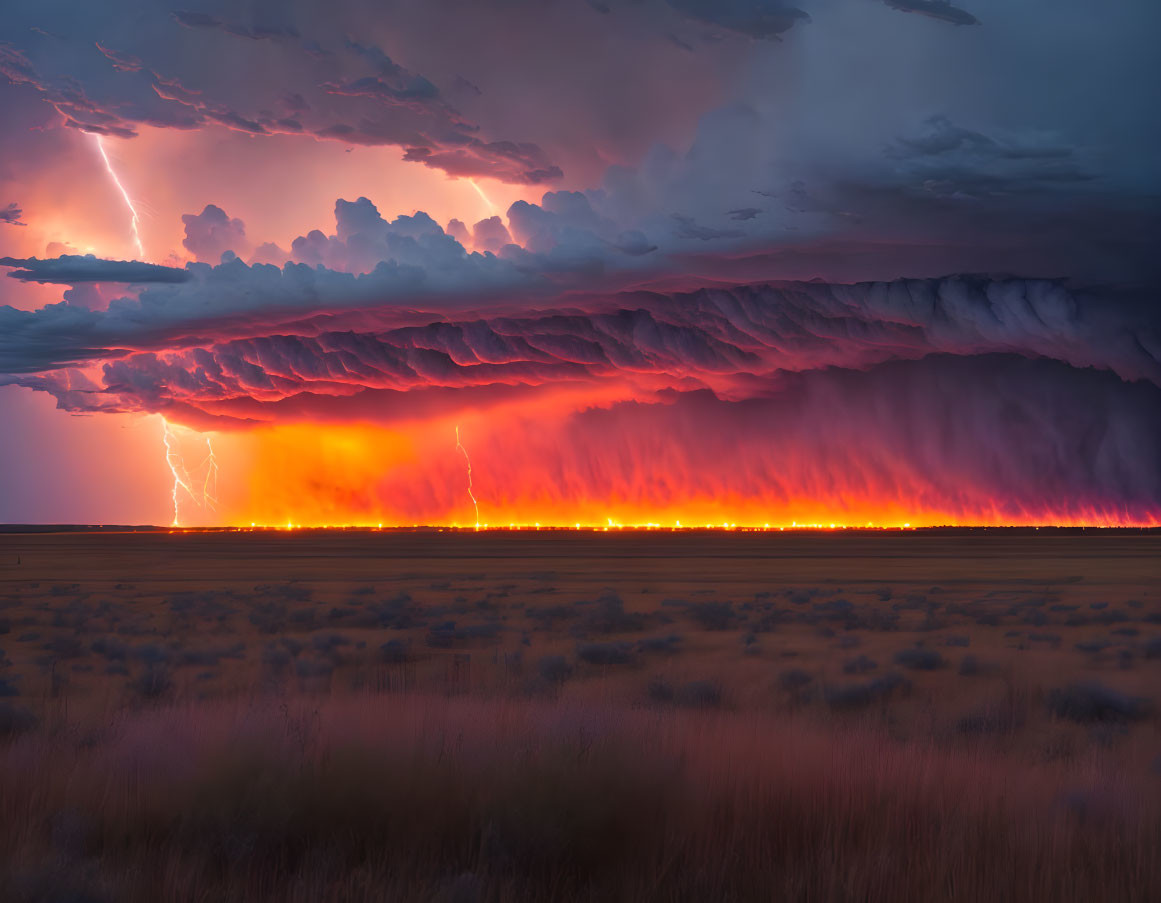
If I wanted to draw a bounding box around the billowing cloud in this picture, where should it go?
[0,0,1157,526]
[182,205,249,263]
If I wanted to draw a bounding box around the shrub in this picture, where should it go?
[842,654,878,675]
[1047,682,1150,724]
[958,654,982,676]
[687,601,735,631]
[647,677,674,704]
[537,655,573,686]
[893,647,944,671]
[0,702,37,739]
[295,658,335,679]
[824,673,910,711]
[778,668,813,691]
[674,680,722,709]
[637,634,683,654]
[380,640,411,664]
[130,664,173,701]
[579,590,644,634]
[576,642,635,666]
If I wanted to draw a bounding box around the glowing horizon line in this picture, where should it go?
[92,133,145,259]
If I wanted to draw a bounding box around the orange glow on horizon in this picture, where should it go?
[148,419,1161,532]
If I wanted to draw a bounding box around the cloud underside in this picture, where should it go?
[2,273,1158,521]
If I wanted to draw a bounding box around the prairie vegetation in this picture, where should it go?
[0,529,1158,901]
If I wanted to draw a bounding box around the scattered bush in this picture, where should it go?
[778,668,813,692]
[537,655,573,686]
[637,634,683,655]
[130,664,173,701]
[674,680,722,709]
[687,601,735,631]
[380,640,411,664]
[579,591,645,634]
[958,655,982,676]
[576,642,635,666]
[0,702,37,739]
[893,647,944,671]
[824,673,910,711]
[1047,682,1150,724]
[843,655,878,675]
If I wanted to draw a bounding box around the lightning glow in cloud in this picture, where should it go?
[91,134,145,260]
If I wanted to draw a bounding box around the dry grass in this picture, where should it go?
[1,692,1158,903]
[0,529,1158,900]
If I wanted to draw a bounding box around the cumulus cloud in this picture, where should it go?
[181,205,249,262]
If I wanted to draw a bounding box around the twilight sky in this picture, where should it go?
[1,0,1158,526]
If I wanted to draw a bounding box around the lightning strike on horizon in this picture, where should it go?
[162,418,194,527]
[161,417,219,527]
[200,436,220,512]
[455,425,480,528]
[91,133,145,259]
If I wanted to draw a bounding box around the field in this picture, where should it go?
[0,529,1159,901]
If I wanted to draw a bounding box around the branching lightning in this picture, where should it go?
[161,417,219,527]
[92,133,145,259]
[455,425,480,528]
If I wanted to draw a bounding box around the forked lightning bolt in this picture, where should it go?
[92,133,145,259]
[455,425,480,528]
[161,417,219,527]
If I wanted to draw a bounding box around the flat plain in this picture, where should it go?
[0,529,1158,901]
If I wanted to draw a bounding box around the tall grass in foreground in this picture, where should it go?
[1,694,1158,902]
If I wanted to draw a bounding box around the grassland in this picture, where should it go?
[0,529,1158,901]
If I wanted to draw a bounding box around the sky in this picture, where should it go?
[0,0,1158,527]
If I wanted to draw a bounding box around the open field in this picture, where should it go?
[0,529,1159,901]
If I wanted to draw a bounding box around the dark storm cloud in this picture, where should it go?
[881,0,979,27]
[171,10,301,42]
[666,0,811,40]
[0,255,191,285]
[885,116,1093,199]
[2,260,1158,399]
[0,203,24,226]
[0,8,563,185]
[672,215,743,241]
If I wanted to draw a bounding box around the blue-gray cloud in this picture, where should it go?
[1,255,192,285]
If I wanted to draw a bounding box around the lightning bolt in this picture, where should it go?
[199,436,220,512]
[161,416,219,527]
[92,133,145,259]
[467,179,497,216]
[455,425,480,529]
